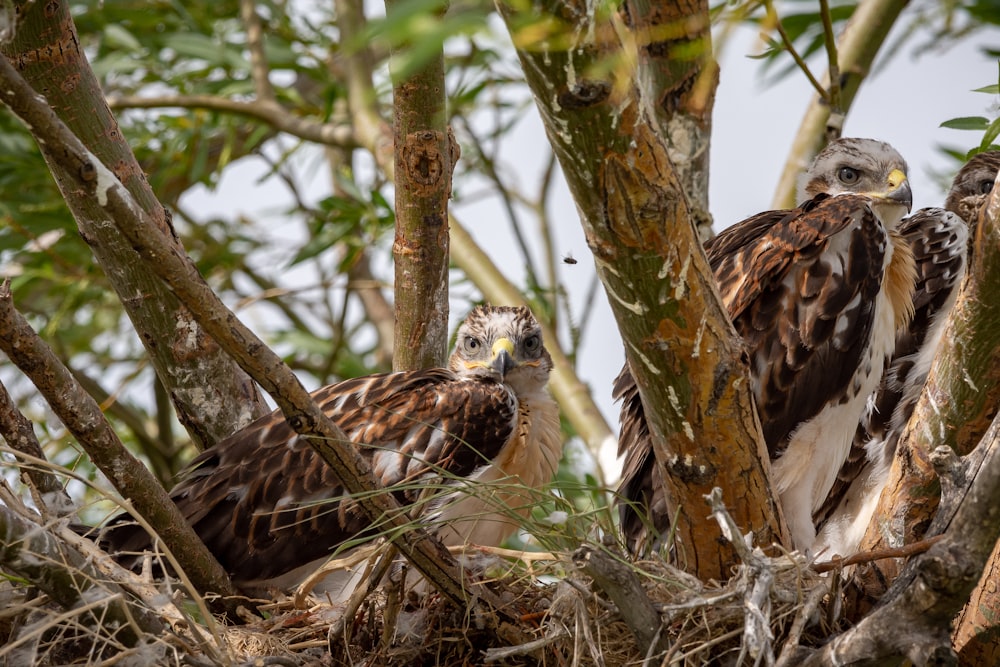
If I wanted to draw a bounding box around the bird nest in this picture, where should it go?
[0,534,838,666]
[222,544,835,666]
[0,473,845,667]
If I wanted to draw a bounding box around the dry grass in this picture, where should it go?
[0,451,841,666]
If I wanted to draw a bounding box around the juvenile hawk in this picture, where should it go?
[616,138,916,553]
[813,150,1000,558]
[103,305,563,596]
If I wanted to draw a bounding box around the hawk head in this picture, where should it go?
[450,305,552,396]
[945,150,1000,225]
[801,137,912,227]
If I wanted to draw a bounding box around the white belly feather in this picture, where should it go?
[773,256,902,552]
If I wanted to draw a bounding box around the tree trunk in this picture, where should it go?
[496,0,785,581]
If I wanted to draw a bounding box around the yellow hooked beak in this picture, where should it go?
[489,338,517,377]
[883,168,913,212]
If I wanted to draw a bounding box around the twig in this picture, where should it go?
[705,488,776,666]
[818,0,844,139]
[0,377,74,516]
[573,544,670,659]
[763,0,828,101]
[239,0,275,102]
[775,583,827,667]
[771,0,909,208]
[108,94,354,148]
[482,625,569,662]
[812,535,946,574]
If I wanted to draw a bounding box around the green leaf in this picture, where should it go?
[981,116,1000,150]
[103,24,143,52]
[161,32,228,64]
[940,116,991,131]
[972,84,1000,94]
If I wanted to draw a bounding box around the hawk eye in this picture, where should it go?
[463,336,481,353]
[978,179,994,195]
[523,334,541,352]
[837,167,860,185]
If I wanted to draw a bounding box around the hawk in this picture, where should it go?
[616,138,916,553]
[813,150,1000,558]
[102,305,563,596]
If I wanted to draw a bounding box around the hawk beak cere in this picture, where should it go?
[885,169,913,212]
[490,338,517,377]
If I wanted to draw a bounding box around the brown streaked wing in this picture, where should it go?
[613,365,670,553]
[108,369,519,583]
[710,194,889,457]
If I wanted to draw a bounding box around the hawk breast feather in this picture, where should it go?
[109,369,522,584]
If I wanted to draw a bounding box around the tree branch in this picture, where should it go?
[0,378,74,516]
[763,0,828,102]
[239,0,276,103]
[108,94,354,148]
[0,281,239,606]
[386,0,455,371]
[68,367,179,485]
[574,544,670,658]
[818,0,843,139]
[333,0,393,172]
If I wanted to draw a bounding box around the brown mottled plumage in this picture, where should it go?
[814,151,1000,558]
[616,138,916,553]
[102,305,563,595]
